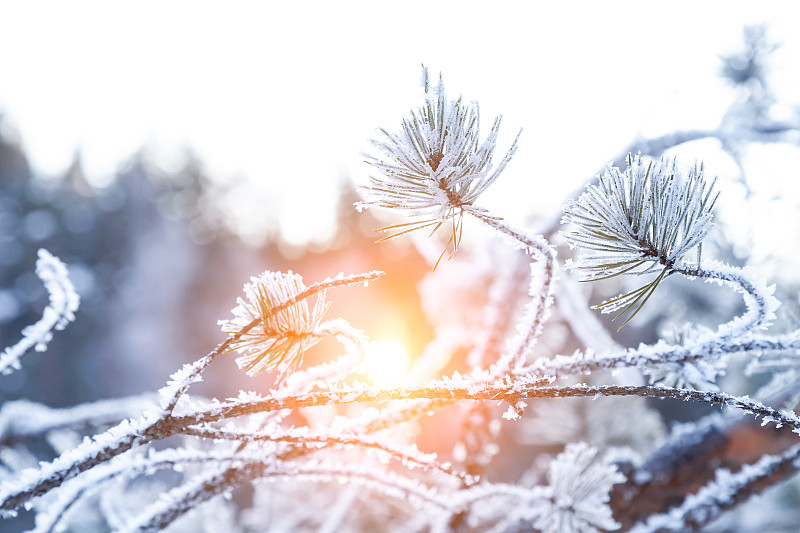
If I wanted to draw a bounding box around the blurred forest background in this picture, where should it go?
[0,131,434,409]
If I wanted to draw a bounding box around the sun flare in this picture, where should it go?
[365,340,409,388]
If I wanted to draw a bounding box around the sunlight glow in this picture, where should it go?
[365,340,409,388]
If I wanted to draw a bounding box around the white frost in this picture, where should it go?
[0,249,80,375]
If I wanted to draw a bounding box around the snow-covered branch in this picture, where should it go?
[0,249,80,375]
[630,443,800,532]
[169,381,800,437]
[525,332,800,379]
[466,210,557,376]
[181,425,470,484]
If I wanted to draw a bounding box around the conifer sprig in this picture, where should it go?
[563,154,719,329]
[359,66,521,267]
[219,271,329,379]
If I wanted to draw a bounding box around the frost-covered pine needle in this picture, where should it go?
[562,154,718,328]
[535,442,625,533]
[358,66,521,267]
[219,271,329,379]
[0,249,80,375]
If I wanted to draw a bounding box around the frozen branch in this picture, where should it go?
[467,209,557,374]
[525,332,800,379]
[126,460,452,532]
[675,260,778,339]
[0,249,80,375]
[629,443,800,532]
[181,425,471,484]
[25,448,253,533]
[175,381,800,436]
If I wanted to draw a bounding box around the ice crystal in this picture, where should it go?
[219,271,329,379]
[562,154,718,328]
[535,442,625,533]
[359,66,520,265]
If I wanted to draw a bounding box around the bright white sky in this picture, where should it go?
[1,2,799,254]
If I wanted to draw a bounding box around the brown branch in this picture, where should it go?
[5,380,797,514]
[612,385,800,529]
[179,383,800,434]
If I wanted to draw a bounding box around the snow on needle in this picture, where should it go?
[219,271,329,380]
[358,66,521,269]
[562,153,718,329]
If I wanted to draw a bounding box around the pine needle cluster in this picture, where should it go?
[219,271,329,378]
[562,153,719,328]
[359,67,521,266]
